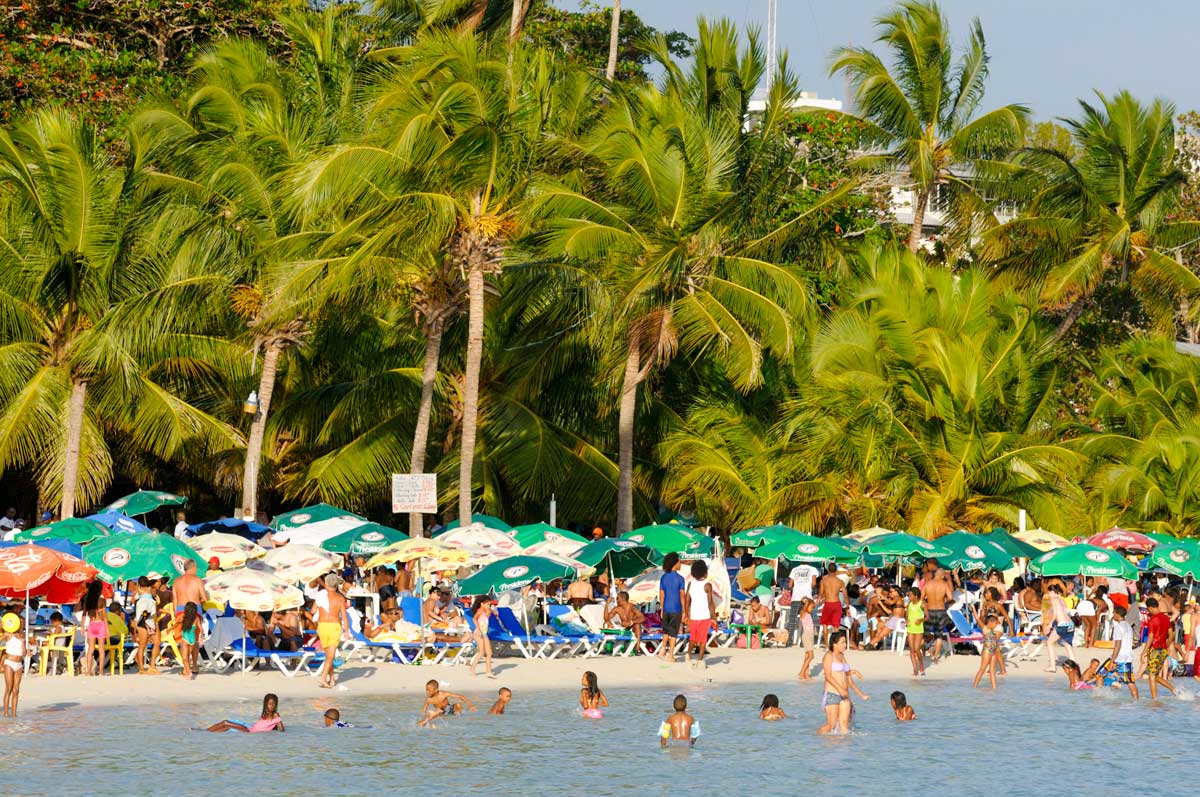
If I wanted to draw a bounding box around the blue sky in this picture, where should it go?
[619,0,1200,120]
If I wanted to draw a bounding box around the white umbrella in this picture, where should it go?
[205,568,303,673]
[261,544,342,583]
[273,516,366,546]
[188,532,265,569]
[523,537,586,559]
[437,524,524,557]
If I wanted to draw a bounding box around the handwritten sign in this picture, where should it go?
[391,474,437,514]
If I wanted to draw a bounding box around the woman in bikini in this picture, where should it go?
[80,581,107,677]
[2,613,25,717]
[206,693,285,732]
[579,670,608,719]
[817,630,868,735]
[468,596,498,678]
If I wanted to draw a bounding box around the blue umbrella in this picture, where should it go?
[186,518,272,540]
[85,511,151,535]
[0,539,83,558]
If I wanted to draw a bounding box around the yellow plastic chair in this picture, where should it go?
[38,628,75,677]
[156,606,183,669]
[102,633,127,675]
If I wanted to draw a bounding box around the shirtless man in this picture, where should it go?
[314,574,348,688]
[920,568,953,660]
[394,564,413,596]
[171,561,207,674]
[424,587,451,625]
[817,564,847,644]
[269,608,302,652]
[604,591,646,642]
[566,577,594,610]
[1043,583,1076,673]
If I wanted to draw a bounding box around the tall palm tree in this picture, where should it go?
[830,0,1028,252]
[982,91,1200,342]
[605,0,621,80]
[0,110,241,516]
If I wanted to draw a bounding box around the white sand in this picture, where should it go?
[16,646,1071,710]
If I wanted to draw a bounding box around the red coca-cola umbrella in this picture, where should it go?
[0,543,98,604]
[1087,528,1157,553]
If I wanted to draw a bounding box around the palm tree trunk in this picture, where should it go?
[241,341,280,521]
[409,323,443,537]
[907,189,928,252]
[459,264,485,524]
[60,378,87,519]
[616,337,641,534]
[605,0,622,81]
[1048,297,1087,346]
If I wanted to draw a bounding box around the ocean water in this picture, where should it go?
[0,675,1195,796]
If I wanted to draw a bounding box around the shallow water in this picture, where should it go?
[0,675,1194,796]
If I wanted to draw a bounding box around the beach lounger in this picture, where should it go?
[546,604,604,657]
[947,609,1046,662]
[493,607,571,659]
[577,605,637,656]
[400,596,473,665]
[229,638,319,677]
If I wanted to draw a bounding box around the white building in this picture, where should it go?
[746,91,842,116]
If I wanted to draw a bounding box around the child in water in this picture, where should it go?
[797,597,816,680]
[323,708,352,728]
[758,693,786,720]
[489,687,512,715]
[1062,660,1095,691]
[419,679,477,726]
[890,691,916,721]
[660,694,700,747]
[206,693,285,732]
[580,671,608,718]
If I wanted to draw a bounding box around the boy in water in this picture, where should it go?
[488,687,512,715]
[890,691,916,721]
[323,708,352,728]
[418,679,477,726]
[659,694,699,748]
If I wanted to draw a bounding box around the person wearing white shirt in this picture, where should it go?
[0,508,16,532]
[173,511,189,540]
[786,563,819,646]
[1104,605,1138,700]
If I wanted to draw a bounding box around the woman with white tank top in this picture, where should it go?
[685,560,714,669]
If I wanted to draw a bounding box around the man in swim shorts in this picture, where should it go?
[920,568,952,660]
[817,564,846,640]
[314,574,348,689]
[171,560,207,674]
[1143,598,1175,700]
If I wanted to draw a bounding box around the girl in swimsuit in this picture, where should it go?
[206,693,285,732]
[973,613,1003,689]
[80,581,106,677]
[2,614,25,717]
[580,670,608,719]
[468,596,498,679]
[179,602,199,680]
[1062,660,1095,691]
[817,630,868,735]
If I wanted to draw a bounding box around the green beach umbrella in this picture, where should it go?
[456,555,576,595]
[935,531,1014,572]
[103,489,186,517]
[730,524,805,548]
[1027,544,1139,580]
[441,514,514,533]
[509,523,588,549]
[271,503,365,532]
[858,532,952,561]
[981,528,1044,560]
[756,534,860,564]
[574,539,661,580]
[1143,531,1182,546]
[1147,540,1200,579]
[84,534,208,583]
[320,523,408,555]
[14,517,111,545]
[622,524,715,556]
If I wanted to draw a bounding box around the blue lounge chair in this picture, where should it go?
[546,604,604,658]
[401,596,473,665]
[493,607,571,659]
[229,637,320,677]
[947,608,1046,661]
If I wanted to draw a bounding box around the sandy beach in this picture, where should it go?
[16,646,1068,711]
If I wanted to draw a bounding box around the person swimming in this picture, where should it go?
[419,679,477,726]
[580,671,608,718]
[890,690,916,721]
[759,693,786,721]
[1062,660,1095,691]
[660,694,700,747]
[206,693,285,733]
[324,708,352,728]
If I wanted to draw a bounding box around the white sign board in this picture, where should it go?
[391,474,437,514]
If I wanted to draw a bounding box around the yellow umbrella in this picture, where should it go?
[187,532,265,569]
[1012,527,1071,552]
[364,538,471,569]
[261,544,342,583]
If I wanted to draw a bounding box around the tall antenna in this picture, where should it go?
[765,0,777,95]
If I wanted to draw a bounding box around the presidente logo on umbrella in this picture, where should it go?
[965,546,986,560]
[103,548,131,568]
[361,532,386,542]
[170,554,190,573]
[613,540,637,549]
[917,541,934,550]
[1036,552,1052,563]
[291,513,312,525]
[503,565,529,579]
[798,543,820,555]
[1171,549,1191,563]
[111,499,128,510]
[628,535,645,543]
[237,584,266,595]
[1085,550,1110,563]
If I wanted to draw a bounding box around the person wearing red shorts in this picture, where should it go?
[817,564,847,643]
[684,560,715,670]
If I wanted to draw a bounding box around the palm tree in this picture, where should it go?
[605,0,621,80]
[0,110,241,516]
[830,0,1028,252]
[982,91,1200,342]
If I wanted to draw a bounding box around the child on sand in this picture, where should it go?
[206,693,284,732]
[797,597,816,680]
[580,671,608,718]
[890,691,916,721]
[758,693,786,720]
[2,613,25,717]
[660,694,699,747]
[418,679,477,726]
[905,587,925,677]
[179,602,200,680]
[972,613,1002,689]
[488,687,512,715]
